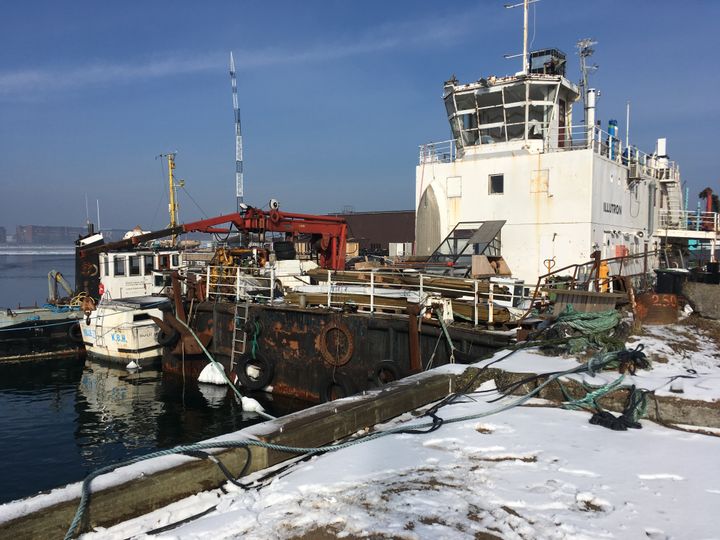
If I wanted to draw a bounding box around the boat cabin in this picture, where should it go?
[98,250,182,299]
[416,47,684,285]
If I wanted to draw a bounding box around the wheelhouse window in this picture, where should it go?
[171,254,180,267]
[143,255,154,275]
[129,256,140,276]
[159,255,170,269]
[102,257,109,277]
[489,174,504,195]
[114,256,126,276]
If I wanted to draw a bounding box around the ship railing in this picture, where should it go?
[418,140,456,164]
[203,265,277,304]
[659,210,720,233]
[545,124,680,181]
[520,249,661,320]
[317,270,528,326]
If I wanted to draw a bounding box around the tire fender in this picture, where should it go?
[68,323,84,344]
[319,373,356,402]
[372,360,400,386]
[236,353,275,391]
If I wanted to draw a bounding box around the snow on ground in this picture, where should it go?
[83,392,720,540]
[475,317,720,403]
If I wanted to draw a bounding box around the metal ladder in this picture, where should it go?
[230,302,250,371]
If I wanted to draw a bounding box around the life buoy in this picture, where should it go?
[68,323,84,344]
[98,283,105,296]
[236,353,274,391]
[157,328,180,347]
[319,373,356,403]
[372,360,400,386]
[319,321,354,366]
[269,210,281,224]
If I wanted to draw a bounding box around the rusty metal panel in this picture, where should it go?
[162,301,511,403]
[635,293,678,325]
[551,289,625,315]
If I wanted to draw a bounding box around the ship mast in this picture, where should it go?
[229,51,244,211]
[504,0,538,75]
[158,152,182,244]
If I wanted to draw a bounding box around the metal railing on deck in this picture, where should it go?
[659,210,720,233]
[418,140,456,164]
[519,250,660,321]
[417,124,680,183]
[313,270,525,326]
[204,265,276,303]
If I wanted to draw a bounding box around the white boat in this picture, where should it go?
[81,296,171,364]
[78,231,187,364]
[414,3,699,286]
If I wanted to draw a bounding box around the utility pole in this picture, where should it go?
[230,52,244,211]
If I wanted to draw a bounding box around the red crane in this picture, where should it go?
[79,206,348,271]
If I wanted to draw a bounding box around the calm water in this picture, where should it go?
[0,247,298,504]
[0,245,76,307]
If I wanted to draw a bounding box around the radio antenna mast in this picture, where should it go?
[229,52,244,210]
[504,0,539,74]
[577,38,598,123]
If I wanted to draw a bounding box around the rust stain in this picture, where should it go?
[635,293,678,324]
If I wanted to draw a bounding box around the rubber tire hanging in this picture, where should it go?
[236,353,275,391]
[372,360,400,386]
[68,323,84,344]
[320,373,355,403]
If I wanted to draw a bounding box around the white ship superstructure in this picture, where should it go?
[415,47,684,284]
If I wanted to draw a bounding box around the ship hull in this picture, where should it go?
[162,302,511,403]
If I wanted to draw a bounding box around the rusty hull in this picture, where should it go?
[162,302,511,403]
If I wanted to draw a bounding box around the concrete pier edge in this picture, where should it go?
[1,364,716,539]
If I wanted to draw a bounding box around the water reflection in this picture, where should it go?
[0,355,303,504]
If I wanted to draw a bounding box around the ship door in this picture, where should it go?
[558,99,566,148]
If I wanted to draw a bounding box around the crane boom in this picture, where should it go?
[78,206,348,271]
[230,52,244,209]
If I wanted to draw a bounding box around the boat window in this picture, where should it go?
[114,257,126,276]
[171,254,179,267]
[129,256,140,276]
[159,255,170,269]
[489,174,504,195]
[154,273,171,287]
[133,313,152,322]
[454,92,475,112]
[102,257,109,277]
[143,255,154,275]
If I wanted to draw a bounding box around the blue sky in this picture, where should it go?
[1,0,718,231]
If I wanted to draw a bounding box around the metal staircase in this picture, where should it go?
[230,302,250,371]
[664,179,684,226]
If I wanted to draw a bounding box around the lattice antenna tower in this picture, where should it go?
[577,38,598,117]
[230,52,244,210]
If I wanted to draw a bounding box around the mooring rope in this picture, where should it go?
[64,354,617,539]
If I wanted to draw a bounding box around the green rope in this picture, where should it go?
[560,374,626,411]
[251,320,260,360]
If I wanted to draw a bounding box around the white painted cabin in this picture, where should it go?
[416,49,683,285]
[98,250,182,299]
